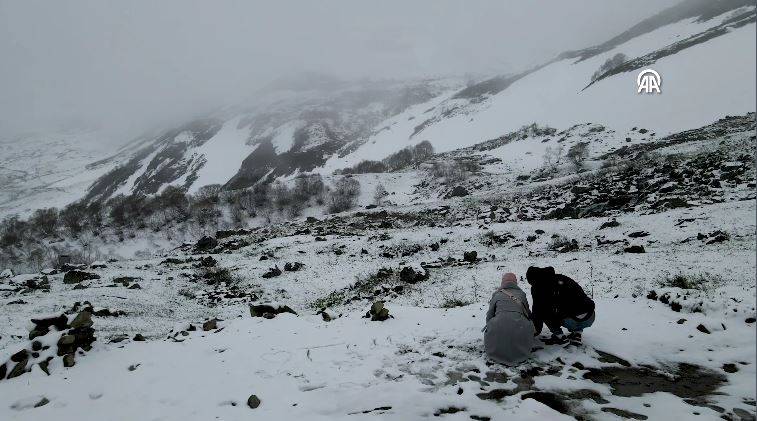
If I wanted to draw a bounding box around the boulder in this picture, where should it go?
[69,311,93,329]
[62,354,75,368]
[368,301,391,321]
[399,265,428,284]
[133,333,146,341]
[445,186,469,199]
[463,251,478,263]
[247,394,261,409]
[624,245,645,253]
[199,256,217,267]
[284,262,304,272]
[7,358,28,379]
[202,318,219,331]
[31,314,69,332]
[195,236,218,251]
[262,266,282,279]
[63,270,100,284]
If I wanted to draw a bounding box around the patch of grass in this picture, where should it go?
[440,298,472,309]
[659,272,722,290]
[311,267,395,310]
[312,290,347,310]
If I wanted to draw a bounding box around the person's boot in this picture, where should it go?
[543,334,566,345]
[567,331,582,345]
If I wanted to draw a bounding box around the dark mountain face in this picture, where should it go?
[563,0,756,62]
[82,80,448,200]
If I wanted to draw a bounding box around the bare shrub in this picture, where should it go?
[327,177,361,213]
[373,183,388,205]
[566,142,589,170]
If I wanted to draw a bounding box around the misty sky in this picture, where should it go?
[0,0,679,142]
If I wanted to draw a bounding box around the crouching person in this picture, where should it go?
[484,272,536,365]
[526,266,595,344]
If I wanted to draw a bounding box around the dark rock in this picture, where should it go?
[31,314,68,332]
[399,265,428,284]
[624,245,645,253]
[38,359,51,375]
[63,270,100,284]
[195,236,218,251]
[0,363,5,379]
[247,394,261,409]
[284,262,304,272]
[368,301,391,321]
[199,256,217,267]
[128,283,142,289]
[746,317,756,324]
[628,231,650,238]
[722,363,738,373]
[262,266,282,279]
[696,324,711,334]
[249,304,297,319]
[7,358,28,378]
[31,340,42,351]
[445,186,469,198]
[202,318,219,331]
[69,311,93,329]
[10,349,28,363]
[62,353,75,367]
[33,397,50,408]
[599,219,621,230]
[133,333,146,341]
[463,251,478,263]
[601,407,648,420]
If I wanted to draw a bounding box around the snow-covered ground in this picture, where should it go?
[0,184,754,420]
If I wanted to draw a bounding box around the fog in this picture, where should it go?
[0,0,678,142]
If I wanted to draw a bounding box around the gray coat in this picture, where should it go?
[484,284,536,365]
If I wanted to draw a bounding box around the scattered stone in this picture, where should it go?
[133,333,146,341]
[599,219,621,230]
[10,349,28,363]
[33,397,50,408]
[696,324,711,334]
[63,270,100,284]
[601,407,648,420]
[367,301,391,321]
[62,354,75,367]
[624,245,645,253]
[262,266,283,279]
[628,231,650,238]
[199,256,217,267]
[399,265,428,284]
[202,318,219,331]
[746,317,756,324]
[7,358,28,378]
[722,363,738,373]
[445,186,469,198]
[128,283,142,290]
[284,262,304,272]
[463,251,478,263]
[69,311,93,329]
[247,394,261,409]
[249,304,297,319]
[195,236,218,251]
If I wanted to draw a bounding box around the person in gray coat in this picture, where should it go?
[484,272,536,365]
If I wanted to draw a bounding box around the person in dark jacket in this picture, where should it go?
[526,266,595,344]
[484,272,536,365]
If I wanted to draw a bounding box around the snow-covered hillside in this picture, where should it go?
[0,106,754,419]
[9,0,743,208]
[0,131,118,217]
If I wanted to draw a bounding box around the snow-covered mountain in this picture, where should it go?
[1,0,754,214]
